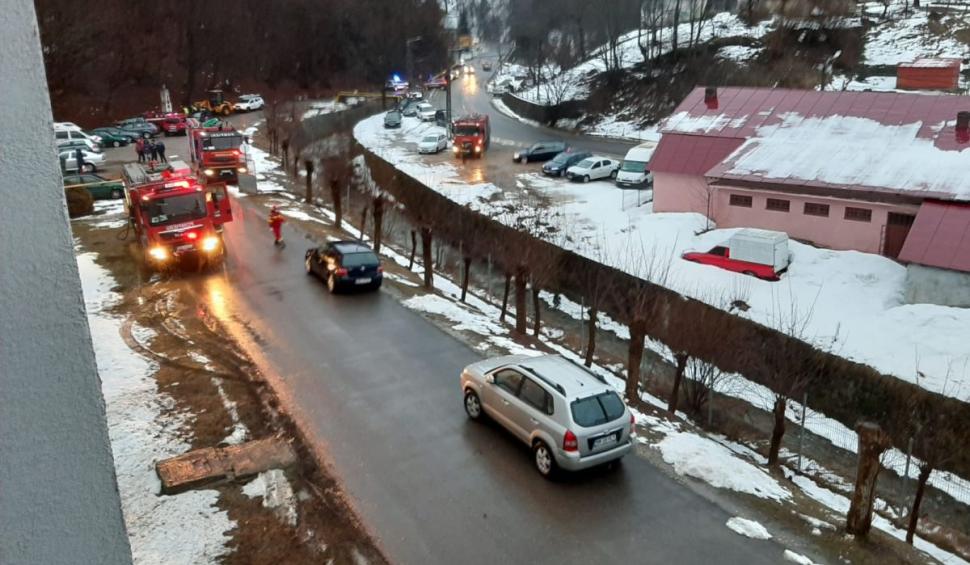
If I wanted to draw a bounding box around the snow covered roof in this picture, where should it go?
[899,57,961,69]
[656,87,970,201]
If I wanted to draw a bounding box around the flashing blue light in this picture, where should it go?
[392,74,402,83]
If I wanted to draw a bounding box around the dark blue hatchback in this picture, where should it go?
[305,241,383,293]
[542,150,592,177]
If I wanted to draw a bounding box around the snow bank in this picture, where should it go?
[77,253,234,564]
[656,432,792,502]
[242,469,298,527]
[726,517,773,540]
[783,550,818,565]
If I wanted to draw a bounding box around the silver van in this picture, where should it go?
[461,354,633,478]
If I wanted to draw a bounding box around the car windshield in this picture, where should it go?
[549,152,573,165]
[342,252,379,268]
[386,111,401,119]
[202,134,242,150]
[621,160,647,173]
[144,193,207,226]
[422,135,439,142]
[454,125,480,136]
[570,392,625,427]
[575,158,595,168]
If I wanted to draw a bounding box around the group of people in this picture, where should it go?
[135,137,167,164]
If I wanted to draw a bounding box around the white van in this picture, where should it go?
[55,128,102,147]
[615,142,656,188]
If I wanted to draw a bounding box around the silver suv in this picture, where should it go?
[460,354,633,478]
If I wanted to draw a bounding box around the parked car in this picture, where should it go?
[565,156,620,182]
[514,141,568,164]
[161,114,188,136]
[416,102,436,121]
[62,173,125,200]
[400,99,421,117]
[305,240,383,293]
[91,127,139,144]
[234,94,265,112]
[542,150,592,177]
[434,110,448,127]
[681,229,790,281]
[460,353,634,479]
[57,138,102,154]
[88,128,131,147]
[615,142,656,188]
[482,61,492,72]
[58,148,105,172]
[54,128,102,147]
[116,119,158,138]
[384,110,402,129]
[418,133,448,154]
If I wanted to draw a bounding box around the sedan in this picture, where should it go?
[90,129,131,147]
[63,173,125,200]
[91,127,139,143]
[542,150,591,177]
[384,110,402,129]
[514,141,567,163]
[418,133,448,154]
[416,102,436,121]
[235,94,265,112]
[305,240,383,293]
[565,156,620,183]
[58,149,105,172]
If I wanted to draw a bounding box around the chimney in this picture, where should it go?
[704,87,718,109]
[958,111,970,143]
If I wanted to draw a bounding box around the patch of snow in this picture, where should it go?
[584,115,662,142]
[717,45,763,62]
[726,516,773,540]
[863,9,969,66]
[76,252,234,564]
[492,98,542,128]
[404,294,538,356]
[241,469,298,527]
[783,549,818,565]
[655,432,792,502]
[212,377,249,445]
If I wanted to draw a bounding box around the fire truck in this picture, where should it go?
[451,114,490,158]
[121,160,233,270]
[187,119,247,183]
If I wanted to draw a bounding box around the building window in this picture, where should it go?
[729,194,753,208]
[804,202,830,217]
[766,198,790,212]
[844,207,872,222]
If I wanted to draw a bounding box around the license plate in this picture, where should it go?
[355,277,372,285]
[176,244,194,252]
[593,434,618,449]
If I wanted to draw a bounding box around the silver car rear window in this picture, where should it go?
[570,391,624,427]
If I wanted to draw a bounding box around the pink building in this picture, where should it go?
[650,87,970,270]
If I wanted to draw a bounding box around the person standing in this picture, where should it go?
[135,137,145,163]
[74,147,85,172]
[155,139,167,163]
[147,140,157,164]
[268,206,285,245]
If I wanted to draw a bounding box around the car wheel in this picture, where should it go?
[464,390,483,420]
[533,441,558,479]
[610,169,618,179]
[110,188,123,199]
[326,273,337,293]
[521,155,528,164]
[84,163,96,173]
[305,257,313,275]
[582,175,590,183]
[112,140,121,148]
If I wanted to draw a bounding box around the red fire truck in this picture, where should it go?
[122,160,233,270]
[187,119,247,183]
[452,114,490,158]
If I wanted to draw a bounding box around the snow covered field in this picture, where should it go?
[354,113,970,402]
[76,253,234,564]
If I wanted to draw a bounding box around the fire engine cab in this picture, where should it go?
[122,160,233,270]
[452,114,490,158]
[187,119,247,183]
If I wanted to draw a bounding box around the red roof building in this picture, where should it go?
[897,58,961,91]
[651,86,970,272]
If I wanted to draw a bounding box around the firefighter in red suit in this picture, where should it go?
[268,206,285,245]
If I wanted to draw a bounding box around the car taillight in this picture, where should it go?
[563,430,578,452]
[377,266,383,273]
[335,268,348,277]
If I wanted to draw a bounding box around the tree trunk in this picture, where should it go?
[420,227,433,290]
[372,196,384,254]
[461,257,471,303]
[767,396,786,465]
[359,206,368,241]
[667,353,689,414]
[500,272,511,323]
[672,0,682,52]
[846,422,892,536]
[514,266,528,335]
[408,230,417,270]
[584,307,597,367]
[906,464,933,544]
[304,161,314,204]
[330,179,342,229]
[626,320,645,402]
[532,285,541,337]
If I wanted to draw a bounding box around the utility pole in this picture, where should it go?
[406,36,422,89]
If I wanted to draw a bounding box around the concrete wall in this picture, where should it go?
[652,172,712,215]
[905,264,970,307]
[0,2,132,564]
[499,92,584,126]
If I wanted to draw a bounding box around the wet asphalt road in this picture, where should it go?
[172,196,786,564]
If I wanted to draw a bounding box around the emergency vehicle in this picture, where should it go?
[452,114,490,158]
[186,119,247,183]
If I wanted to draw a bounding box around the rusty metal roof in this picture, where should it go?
[898,201,970,273]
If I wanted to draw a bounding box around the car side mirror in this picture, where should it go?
[485,374,495,384]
